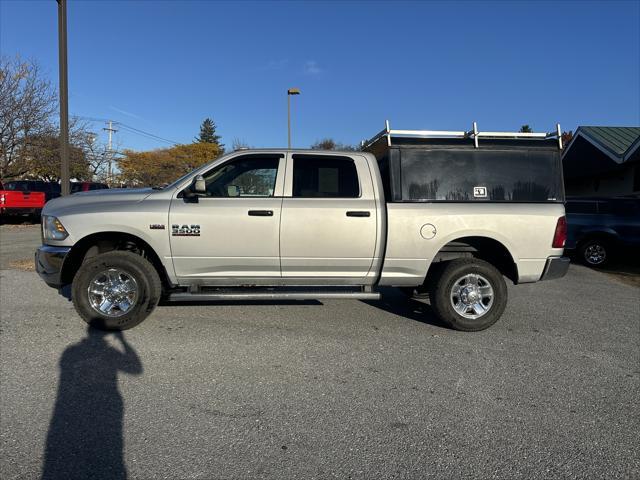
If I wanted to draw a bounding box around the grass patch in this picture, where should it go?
[8,258,35,271]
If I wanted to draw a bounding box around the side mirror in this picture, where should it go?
[193,175,206,194]
[227,185,240,197]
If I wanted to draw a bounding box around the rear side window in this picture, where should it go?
[292,155,359,198]
[566,201,597,214]
[399,149,563,202]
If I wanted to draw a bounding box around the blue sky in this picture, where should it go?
[1,0,639,152]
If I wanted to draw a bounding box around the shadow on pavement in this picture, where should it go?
[363,287,450,329]
[41,327,142,480]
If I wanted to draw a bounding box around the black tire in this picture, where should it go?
[72,251,162,330]
[578,238,609,267]
[428,258,507,332]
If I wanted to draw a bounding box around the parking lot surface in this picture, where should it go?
[1,225,639,479]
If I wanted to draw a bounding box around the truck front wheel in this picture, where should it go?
[428,258,507,332]
[71,251,162,330]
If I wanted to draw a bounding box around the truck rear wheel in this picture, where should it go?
[428,258,507,332]
[71,251,161,330]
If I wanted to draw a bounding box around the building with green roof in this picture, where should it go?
[562,126,640,197]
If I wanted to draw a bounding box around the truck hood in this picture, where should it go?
[42,188,156,216]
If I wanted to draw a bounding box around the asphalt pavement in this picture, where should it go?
[0,225,638,479]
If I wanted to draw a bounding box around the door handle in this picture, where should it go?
[248,210,274,216]
[346,211,371,217]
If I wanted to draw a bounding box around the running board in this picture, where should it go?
[168,289,380,302]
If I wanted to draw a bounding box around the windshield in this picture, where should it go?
[161,154,230,190]
[3,181,29,191]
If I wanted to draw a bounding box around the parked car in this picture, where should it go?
[2,180,61,203]
[565,197,640,267]
[70,182,109,194]
[0,181,46,222]
[35,123,569,332]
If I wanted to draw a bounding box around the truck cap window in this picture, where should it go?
[399,149,563,202]
[204,155,280,197]
[292,154,359,198]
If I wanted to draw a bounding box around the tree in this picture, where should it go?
[519,125,533,133]
[0,57,57,180]
[195,117,223,149]
[77,130,116,182]
[22,133,88,182]
[232,137,251,150]
[310,138,359,151]
[118,142,222,187]
[561,130,574,147]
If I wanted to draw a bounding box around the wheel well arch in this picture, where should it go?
[427,236,518,284]
[60,231,171,288]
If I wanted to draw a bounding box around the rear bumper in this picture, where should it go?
[1,207,41,216]
[540,256,570,281]
[35,245,71,288]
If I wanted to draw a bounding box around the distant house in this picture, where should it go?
[562,126,640,197]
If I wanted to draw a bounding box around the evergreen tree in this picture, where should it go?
[196,118,223,149]
[519,125,533,133]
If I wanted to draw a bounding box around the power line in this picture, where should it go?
[117,123,179,145]
[71,115,180,146]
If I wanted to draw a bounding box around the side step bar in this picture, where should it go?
[168,289,380,302]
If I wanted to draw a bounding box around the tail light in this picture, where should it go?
[0,194,5,204]
[552,216,567,248]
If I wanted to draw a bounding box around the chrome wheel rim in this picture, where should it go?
[584,244,606,265]
[88,268,138,317]
[450,273,494,319]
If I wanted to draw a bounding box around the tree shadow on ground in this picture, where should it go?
[41,327,142,480]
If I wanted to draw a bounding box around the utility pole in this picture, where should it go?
[103,120,117,185]
[57,0,70,195]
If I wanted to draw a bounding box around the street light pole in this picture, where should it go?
[57,0,70,196]
[287,88,300,149]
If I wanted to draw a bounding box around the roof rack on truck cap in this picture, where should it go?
[362,120,563,150]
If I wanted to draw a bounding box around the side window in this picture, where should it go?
[203,155,280,198]
[565,201,597,214]
[292,154,359,198]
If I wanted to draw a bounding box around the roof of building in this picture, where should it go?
[566,126,640,162]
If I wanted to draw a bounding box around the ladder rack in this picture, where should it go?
[362,120,563,150]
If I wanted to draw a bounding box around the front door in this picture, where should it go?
[279,153,378,282]
[169,153,285,283]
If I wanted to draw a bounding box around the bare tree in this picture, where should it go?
[0,57,57,180]
[231,137,252,151]
[76,129,116,182]
[310,138,359,151]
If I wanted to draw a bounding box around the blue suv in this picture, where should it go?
[565,197,640,267]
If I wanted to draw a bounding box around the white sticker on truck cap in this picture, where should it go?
[473,186,487,198]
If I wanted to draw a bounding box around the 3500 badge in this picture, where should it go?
[172,224,201,236]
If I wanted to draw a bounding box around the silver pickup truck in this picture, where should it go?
[35,123,569,331]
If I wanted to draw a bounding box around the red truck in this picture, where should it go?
[0,181,46,222]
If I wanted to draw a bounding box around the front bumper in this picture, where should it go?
[35,245,71,288]
[540,256,570,281]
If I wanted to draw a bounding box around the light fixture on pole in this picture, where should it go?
[287,88,300,149]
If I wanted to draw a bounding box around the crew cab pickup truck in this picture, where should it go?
[0,182,46,221]
[35,123,569,331]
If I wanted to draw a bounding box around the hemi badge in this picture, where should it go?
[149,224,165,230]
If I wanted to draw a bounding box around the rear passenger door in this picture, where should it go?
[279,153,377,282]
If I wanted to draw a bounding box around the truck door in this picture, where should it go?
[280,153,377,282]
[169,153,285,282]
